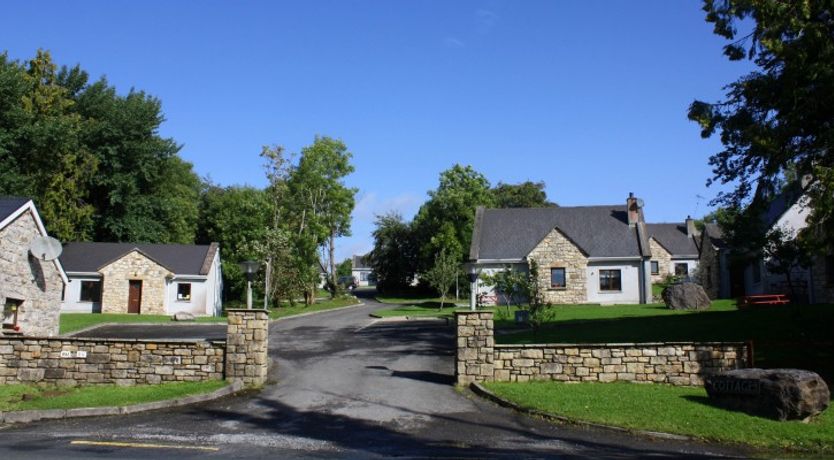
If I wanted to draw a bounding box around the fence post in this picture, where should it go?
[455,311,494,385]
[225,309,270,387]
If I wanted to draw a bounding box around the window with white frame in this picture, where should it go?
[177,283,192,301]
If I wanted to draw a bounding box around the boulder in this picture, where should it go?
[172,312,196,322]
[661,283,711,310]
[704,368,830,421]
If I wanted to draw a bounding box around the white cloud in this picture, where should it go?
[475,9,499,32]
[444,37,466,48]
[353,191,421,222]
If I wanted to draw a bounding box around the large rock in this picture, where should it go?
[172,312,196,322]
[661,283,711,310]
[705,368,830,421]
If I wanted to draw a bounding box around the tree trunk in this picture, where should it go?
[329,229,337,298]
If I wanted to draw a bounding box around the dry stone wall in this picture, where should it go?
[0,211,63,337]
[225,309,269,387]
[100,250,171,315]
[0,337,224,386]
[456,311,749,386]
[527,228,588,304]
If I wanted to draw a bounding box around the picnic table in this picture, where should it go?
[739,294,790,309]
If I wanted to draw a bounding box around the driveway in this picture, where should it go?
[0,295,749,458]
[71,324,226,341]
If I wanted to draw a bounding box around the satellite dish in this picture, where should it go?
[29,236,63,261]
[636,198,645,209]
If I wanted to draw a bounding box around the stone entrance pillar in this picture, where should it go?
[455,311,494,385]
[225,309,269,387]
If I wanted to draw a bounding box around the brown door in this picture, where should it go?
[128,280,142,314]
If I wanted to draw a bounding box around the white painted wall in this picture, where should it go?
[669,258,699,278]
[164,277,208,315]
[205,250,223,316]
[61,275,102,313]
[586,261,642,304]
[352,268,374,286]
[473,263,528,305]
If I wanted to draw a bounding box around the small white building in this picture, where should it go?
[352,254,375,287]
[646,220,700,283]
[60,242,222,316]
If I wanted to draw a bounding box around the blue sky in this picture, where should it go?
[2,1,752,262]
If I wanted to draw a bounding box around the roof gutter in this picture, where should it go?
[587,256,642,262]
[472,258,525,264]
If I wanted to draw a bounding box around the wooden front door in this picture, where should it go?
[128,280,143,314]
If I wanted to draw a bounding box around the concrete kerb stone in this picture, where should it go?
[0,380,244,426]
[469,382,692,442]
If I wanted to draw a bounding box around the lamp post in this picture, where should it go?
[239,260,260,310]
[465,263,480,311]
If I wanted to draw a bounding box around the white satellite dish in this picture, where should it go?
[29,236,63,261]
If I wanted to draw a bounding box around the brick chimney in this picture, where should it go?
[685,215,697,237]
[627,192,643,226]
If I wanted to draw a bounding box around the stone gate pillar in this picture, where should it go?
[225,309,269,387]
[455,311,494,385]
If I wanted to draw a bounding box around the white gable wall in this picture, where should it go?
[61,274,103,313]
[586,260,642,304]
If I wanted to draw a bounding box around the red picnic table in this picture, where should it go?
[739,294,790,309]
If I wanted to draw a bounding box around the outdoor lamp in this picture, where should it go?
[464,263,481,311]
[239,260,261,309]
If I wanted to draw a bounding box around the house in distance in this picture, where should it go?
[60,242,222,317]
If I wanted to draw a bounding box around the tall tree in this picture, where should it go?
[412,164,495,271]
[368,212,418,292]
[422,248,459,310]
[491,181,555,208]
[688,0,834,249]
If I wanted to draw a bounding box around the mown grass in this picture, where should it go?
[59,313,225,334]
[0,380,227,412]
[270,296,359,320]
[484,381,834,454]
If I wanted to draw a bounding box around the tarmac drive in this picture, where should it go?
[0,292,752,458]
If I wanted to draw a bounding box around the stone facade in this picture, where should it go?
[699,242,721,299]
[0,210,63,337]
[649,237,672,283]
[456,311,749,386]
[225,309,269,387]
[99,250,172,315]
[0,337,225,386]
[528,229,588,304]
[811,254,834,304]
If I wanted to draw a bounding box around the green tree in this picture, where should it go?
[368,212,418,292]
[763,226,812,304]
[422,248,459,310]
[336,258,352,278]
[197,183,272,301]
[688,0,834,249]
[413,164,494,271]
[491,181,555,208]
[480,265,527,316]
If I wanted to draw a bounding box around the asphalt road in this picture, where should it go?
[0,293,751,459]
[72,324,227,340]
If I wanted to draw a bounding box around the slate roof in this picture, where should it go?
[353,254,371,270]
[0,197,30,225]
[470,206,643,260]
[646,223,698,257]
[702,223,726,249]
[60,242,218,275]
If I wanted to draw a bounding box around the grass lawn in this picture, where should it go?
[59,313,226,335]
[269,295,359,320]
[0,380,227,412]
[484,381,834,454]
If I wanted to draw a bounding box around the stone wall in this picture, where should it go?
[649,237,672,283]
[0,210,63,337]
[0,337,225,386]
[225,309,269,387]
[699,242,721,299]
[528,228,588,304]
[100,250,172,315]
[456,311,748,386]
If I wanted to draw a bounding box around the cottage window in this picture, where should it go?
[599,270,622,291]
[674,263,689,276]
[79,281,102,302]
[2,299,22,330]
[650,261,659,275]
[360,272,369,282]
[550,267,566,288]
[177,283,192,301]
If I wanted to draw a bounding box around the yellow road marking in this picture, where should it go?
[70,440,219,451]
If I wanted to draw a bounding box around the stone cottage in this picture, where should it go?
[646,219,700,283]
[60,242,222,316]
[0,197,67,337]
[469,193,654,305]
